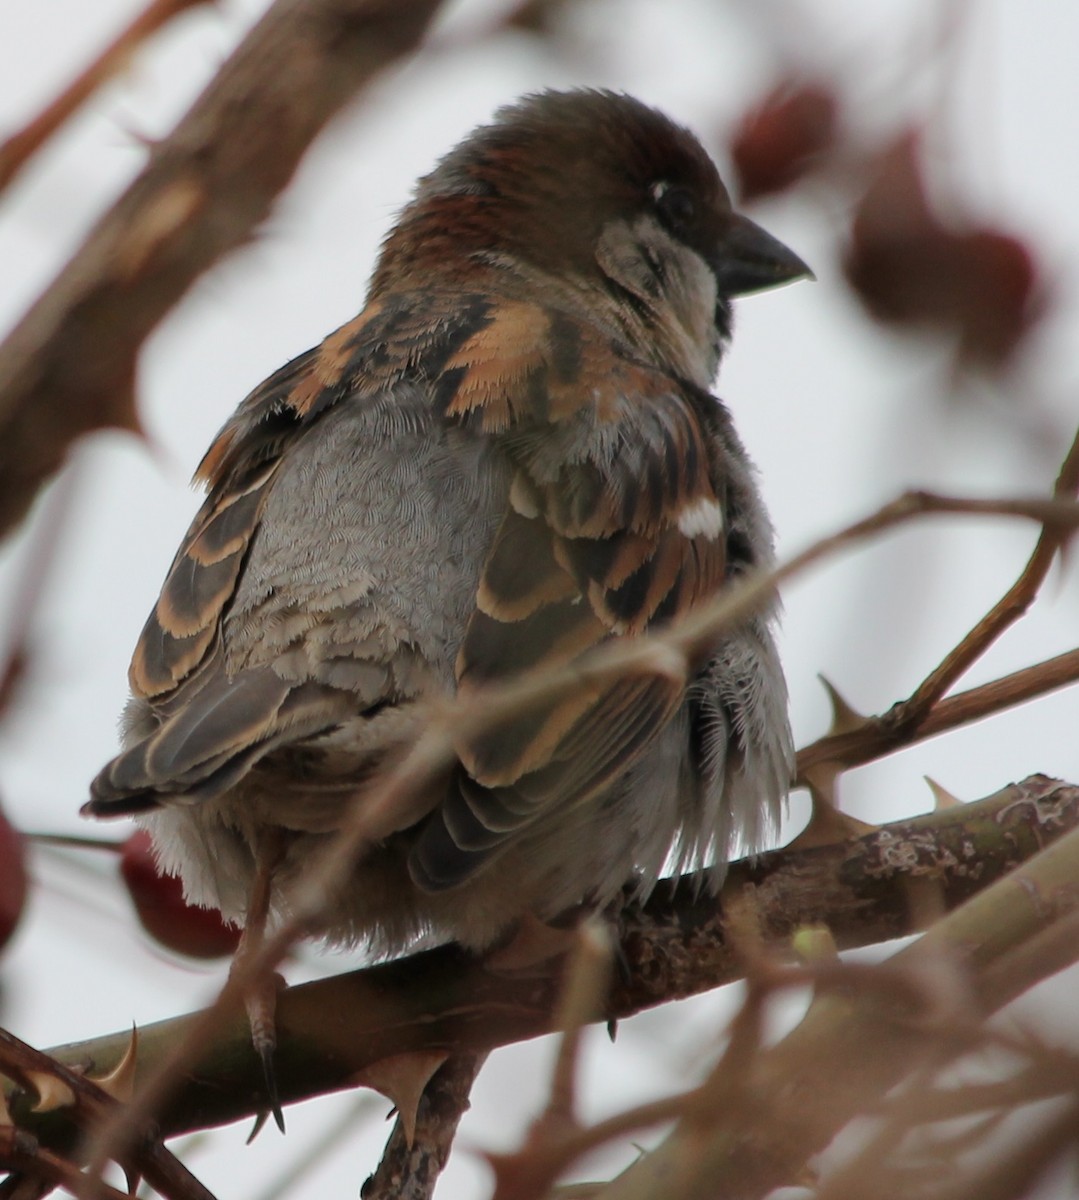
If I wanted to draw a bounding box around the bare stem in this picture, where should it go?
[0,0,208,193]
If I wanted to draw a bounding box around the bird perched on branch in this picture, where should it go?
[86,88,808,1116]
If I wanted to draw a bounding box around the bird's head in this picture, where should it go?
[372,89,812,387]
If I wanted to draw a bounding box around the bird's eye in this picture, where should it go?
[652,183,696,232]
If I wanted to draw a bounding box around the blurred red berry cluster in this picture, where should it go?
[729,80,1043,368]
[0,801,27,953]
[730,82,838,202]
[0,820,239,966]
[120,830,240,959]
[844,135,1042,366]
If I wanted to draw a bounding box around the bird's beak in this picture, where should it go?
[712,213,814,297]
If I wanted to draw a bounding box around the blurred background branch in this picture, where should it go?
[5,777,1075,1139]
[0,0,444,537]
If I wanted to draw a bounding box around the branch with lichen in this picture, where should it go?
[588,786,1079,1200]
[4,777,1077,1182]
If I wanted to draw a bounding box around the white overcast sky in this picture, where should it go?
[1,1,1078,1196]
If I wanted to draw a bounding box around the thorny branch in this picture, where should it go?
[0,1027,215,1200]
[797,423,1079,782]
[0,0,445,538]
[796,641,1079,784]
[900,424,1079,712]
[0,0,209,193]
[7,778,1077,1170]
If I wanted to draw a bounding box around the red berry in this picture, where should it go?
[0,803,28,953]
[844,133,1043,365]
[731,82,838,202]
[120,830,240,959]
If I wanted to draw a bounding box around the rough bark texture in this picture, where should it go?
[5,776,1074,1149]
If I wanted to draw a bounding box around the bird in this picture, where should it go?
[86,88,808,1116]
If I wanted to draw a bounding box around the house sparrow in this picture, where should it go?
[87,87,806,1011]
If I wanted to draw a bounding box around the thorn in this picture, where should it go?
[801,759,843,808]
[925,775,963,810]
[353,1051,448,1148]
[485,912,577,974]
[123,1166,143,1194]
[246,1108,271,1145]
[792,1161,820,1189]
[89,1025,138,1103]
[483,1146,557,1200]
[117,122,163,151]
[786,777,877,850]
[106,369,145,439]
[607,1019,618,1043]
[25,1070,76,1113]
[258,1040,285,1134]
[818,674,867,735]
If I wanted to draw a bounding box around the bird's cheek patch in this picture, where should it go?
[595,218,663,302]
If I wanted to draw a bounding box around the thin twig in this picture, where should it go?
[797,643,1079,780]
[891,425,1079,723]
[547,922,613,1127]
[23,834,125,854]
[0,0,208,193]
[0,0,445,536]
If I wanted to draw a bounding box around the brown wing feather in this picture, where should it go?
[90,299,411,815]
[128,466,277,699]
[90,290,513,818]
[410,310,729,890]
